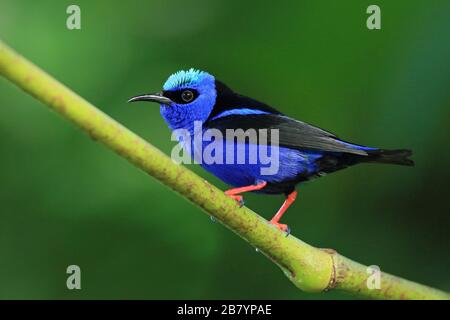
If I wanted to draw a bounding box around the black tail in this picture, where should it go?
[366,149,414,166]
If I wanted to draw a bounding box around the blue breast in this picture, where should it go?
[183,134,324,188]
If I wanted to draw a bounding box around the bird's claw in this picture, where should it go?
[270,220,291,237]
[226,194,245,207]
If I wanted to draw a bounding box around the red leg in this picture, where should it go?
[225,181,267,206]
[270,190,298,234]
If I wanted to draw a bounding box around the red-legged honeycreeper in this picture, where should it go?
[128,69,413,235]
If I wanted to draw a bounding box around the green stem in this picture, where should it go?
[0,40,448,300]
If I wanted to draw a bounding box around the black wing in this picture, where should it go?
[205,113,369,156]
[207,80,283,121]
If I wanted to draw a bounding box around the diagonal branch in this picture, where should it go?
[0,40,448,300]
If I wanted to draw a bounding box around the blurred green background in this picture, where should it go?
[0,0,449,299]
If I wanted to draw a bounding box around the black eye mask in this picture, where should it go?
[163,89,199,104]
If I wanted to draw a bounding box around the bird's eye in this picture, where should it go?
[181,90,194,102]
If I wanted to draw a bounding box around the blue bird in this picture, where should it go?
[129,69,413,234]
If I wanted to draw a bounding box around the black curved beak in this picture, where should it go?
[127,92,172,105]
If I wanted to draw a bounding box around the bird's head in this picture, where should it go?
[128,68,216,131]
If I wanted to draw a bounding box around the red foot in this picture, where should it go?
[224,181,267,207]
[269,190,298,236]
[270,220,290,235]
[226,194,244,207]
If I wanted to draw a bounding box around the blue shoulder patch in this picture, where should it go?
[210,108,270,120]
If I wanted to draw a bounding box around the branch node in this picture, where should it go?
[321,248,338,291]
